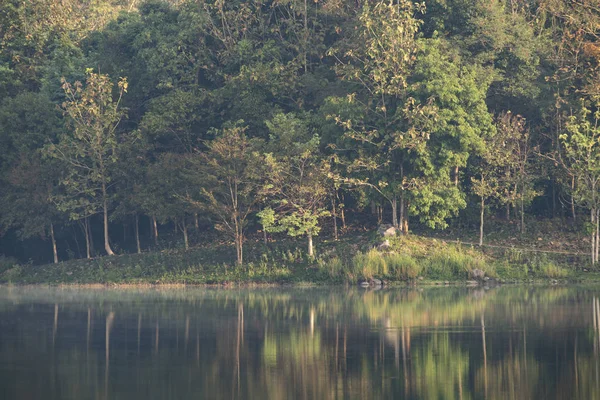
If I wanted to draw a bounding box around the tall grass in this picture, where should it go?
[385,253,422,280]
[351,249,388,280]
[426,246,493,280]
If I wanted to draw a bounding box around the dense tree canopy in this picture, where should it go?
[1,0,600,264]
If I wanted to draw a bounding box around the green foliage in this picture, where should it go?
[0,0,599,273]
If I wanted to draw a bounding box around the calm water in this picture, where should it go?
[0,286,599,399]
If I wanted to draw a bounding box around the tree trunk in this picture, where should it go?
[236,236,243,266]
[152,215,158,246]
[391,196,398,228]
[479,197,485,246]
[339,192,346,229]
[101,181,114,256]
[50,222,58,264]
[572,176,577,222]
[400,192,405,234]
[594,209,600,262]
[592,208,596,265]
[520,196,525,234]
[307,232,314,257]
[402,200,409,233]
[454,166,459,186]
[84,217,91,259]
[332,195,338,241]
[506,203,510,221]
[87,217,96,257]
[303,0,308,72]
[182,219,189,250]
[551,181,556,219]
[194,213,199,229]
[135,214,141,254]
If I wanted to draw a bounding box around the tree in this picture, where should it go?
[259,113,333,257]
[46,70,127,256]
[495,111,538,233]
[0,154,63,263]
[326,0,425,230]
[186,124,265,265]
[0,91,63,263]
[559,99,600,264]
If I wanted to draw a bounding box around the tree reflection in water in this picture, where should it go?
[0,286,598,399]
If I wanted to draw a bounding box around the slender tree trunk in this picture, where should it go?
[332,195,338,241]
[234,217,243,266]
[182,219,189,250]
[552,181,556,219]
[480,197,485,246]
[454,166,459,186]
[400,192,405,234]
[84,217,91,259]
[194,213,199,229]
[520,196,525,234]
[402,202,409,233]
[50,222,58,264]
[339,192,346,230]
[88,217,95,256]
[506,203,510,221]
[303,0,308,73]
[152,215,158,246]
[135,214,141,254]
[572,176,577,222]
[594,208,600,262]
[236,235,243,266]
[307,232,314,257]
[391,196,398,228]
[592,208,596,265]
[101,181,114,256]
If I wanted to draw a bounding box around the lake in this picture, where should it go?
[0,285,598,399]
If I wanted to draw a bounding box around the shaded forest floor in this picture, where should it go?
[1,217,599,286]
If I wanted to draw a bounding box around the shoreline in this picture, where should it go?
[1,233,597,287]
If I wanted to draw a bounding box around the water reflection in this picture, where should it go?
[0,286,599,399]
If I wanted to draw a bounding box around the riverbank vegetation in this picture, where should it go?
[0,228,591,285]
[1,0,600,276]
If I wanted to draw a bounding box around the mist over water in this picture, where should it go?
[0,286,598,400]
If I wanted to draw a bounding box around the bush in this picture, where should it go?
[0,255,19,274]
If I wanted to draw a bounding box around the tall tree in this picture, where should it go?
[46,70,128,256]
[185,124,265,265]
[559,98,600,264]
[259,113,333,257]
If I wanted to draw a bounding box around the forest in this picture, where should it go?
[1,0,600,270]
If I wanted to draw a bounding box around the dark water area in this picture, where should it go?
[0,286,599,400]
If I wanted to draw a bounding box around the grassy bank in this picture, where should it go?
[1,230,598,286]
